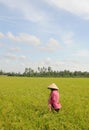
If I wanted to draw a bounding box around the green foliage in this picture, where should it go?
[0,77,89,130]
[1,66,89,77]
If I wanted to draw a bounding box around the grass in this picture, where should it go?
[0,77,89,130]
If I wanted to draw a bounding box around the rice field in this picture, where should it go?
[0,77,89,130]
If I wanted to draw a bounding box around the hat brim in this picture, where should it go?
[48,83,59,90]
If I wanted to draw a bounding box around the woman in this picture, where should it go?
[48,83,61,112]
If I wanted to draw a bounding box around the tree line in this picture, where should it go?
[0,66,89,77]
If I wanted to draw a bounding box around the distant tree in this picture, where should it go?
[0,70,3,75]
[48,66,52,72]
[23,68,89,77]
[24,68,29,74]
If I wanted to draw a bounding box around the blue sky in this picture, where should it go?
[0,0,89,73]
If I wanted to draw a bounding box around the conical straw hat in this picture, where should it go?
[48,83,59,90]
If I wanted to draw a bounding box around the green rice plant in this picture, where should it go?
[0,77,89,130]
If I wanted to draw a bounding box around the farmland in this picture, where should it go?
[0,77,89,130]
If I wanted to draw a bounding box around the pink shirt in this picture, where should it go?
[48,90,61,110]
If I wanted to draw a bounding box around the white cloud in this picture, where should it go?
[3,53,17,60]
[0,43,3,48]
[49,38,59,46]
[9,47,21,52]
[40,38,61,52]
[45,0,89,20]
[0,0,46,22]
[0,16,17,24]
[1,54,89,72]
[3,53,28,61]
[7,32,40,46]
[19,55,26,60]
[76,49,89,57]
[42,57,52,66]
[7,32,19,42]
[0,32,4,38]
[62,32,74,46]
